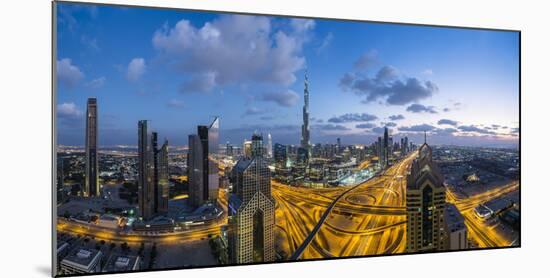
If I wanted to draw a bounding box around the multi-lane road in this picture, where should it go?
[57,152,519,261]
[273,152,415,260]
[273,152,519,260]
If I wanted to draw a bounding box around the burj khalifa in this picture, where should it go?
[301,71,311,152]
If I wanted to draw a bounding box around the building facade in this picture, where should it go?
[85,98,99,197]
[228,134,275,264]
[188,117,219,208]
[138,120,155,220]
[444,203,468,250]
[406,141,447,252]
[300,71,311,159]
[156,139,169,214]
[60,248,103,275]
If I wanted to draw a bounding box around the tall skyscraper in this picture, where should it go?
[266,133,273,159]
[228,134,275,264]
[138,120,154,220]
[377,136,383,167]
[300,71,310,155]
[251,133,264,157]
[85,98,99,197]
[156,139,169,214]
[406,137,446,252]
[383,127,389,168]
[273,143,287,166]
[243,140,252,158]
[188,117,220,208]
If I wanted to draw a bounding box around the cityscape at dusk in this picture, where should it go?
[54,2,520,276]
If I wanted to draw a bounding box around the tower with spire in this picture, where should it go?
[300,70,311,155]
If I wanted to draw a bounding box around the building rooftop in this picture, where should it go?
[61,248,102,271]
[444,203,466,232]
[102,254,140,272]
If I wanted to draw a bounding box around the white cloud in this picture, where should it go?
[261,90,300,107]
[422,69,434,75]
[152,15,310,92]
[167,99,184,108]
[316,32,334,54]
[57,58,84,88]
[85,76,105,89]
[126,58,146,81]
[57,102,83,119]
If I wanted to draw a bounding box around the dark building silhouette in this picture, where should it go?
[85,98,99,197]
[138,120,154,220]
[188,117,219,208]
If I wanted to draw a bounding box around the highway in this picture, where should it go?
[57,153,519,260]
[274,152,416,260]
[274,152,519,260]
[447,181,519,248]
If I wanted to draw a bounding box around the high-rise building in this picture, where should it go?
[377,136,383,167]
[156,139,169,214]
[266,133,273,159]
[226,142,233,157]
[273,143,287,166]
[228,134,275,264]
[188,117,220,208]
[251,133,264,157]
[406,138,446,252]
[300,71,311,157]
[60,248,103,275]
[337,137,341,153]
[243,140,252,158]
[383,127,389,168]
[85,98,99,197]
[138,120,155,220]
[443,203,468,250]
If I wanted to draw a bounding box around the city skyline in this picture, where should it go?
[56,3,519,148]
[54,2,520,276]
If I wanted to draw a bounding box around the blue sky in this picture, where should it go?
[56,2,519,148]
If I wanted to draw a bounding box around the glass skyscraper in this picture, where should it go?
[85,98,99,197]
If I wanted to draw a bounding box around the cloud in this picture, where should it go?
[316,32,334,55]
[243,107,266,116]
[433,127,458,135]
[457,125,496,135]
[371,127,386,134]
[399,124,436,132]
[510,127,519,134]
[311,117,324,123]
[57,102,83,127]
[126,58,146,81]
[85,76,106,89]
[383,122,397,127]
[289,18,315,34]
[179,72,217,93]
[389,114,405,121]
[167,99,184,108]
[406,103,437,114]
[81,35,99,51]
[328,113,378,123]
[341,66,439,105]
[443,102,462,112]
[355,123,376,129]
[152,15,310,91]
[422,69,433,75]
[313,124,351,131]
[261,90,300,107]
[57,58,84,88]
[438,119,458,126]
[353,50,378,70]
